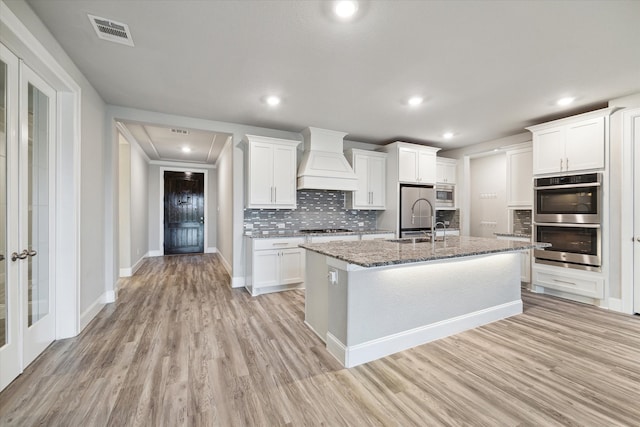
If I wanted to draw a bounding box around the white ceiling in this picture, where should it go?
[25,0,640,152]
[119,122,230,164]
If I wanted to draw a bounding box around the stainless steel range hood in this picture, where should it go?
[296,127,358,191]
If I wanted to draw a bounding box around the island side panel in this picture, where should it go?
[304,250,330,341]
[328,252,522,367]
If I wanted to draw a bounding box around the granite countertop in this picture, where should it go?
[244,229,394,238]
[494,232,532,239]
[300,236,550,268]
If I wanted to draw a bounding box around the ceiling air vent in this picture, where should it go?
[88,14,134,47]
[171,128,190,135]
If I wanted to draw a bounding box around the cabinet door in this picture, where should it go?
[436,161,456,184]
[248,142,274,206]
[533,127,565,175]
[417,149,436,183]
[272,144,297,207]
[352,154,370,207]
[368,155,386,209]
[280,248,305,285]
[253,250,280,288]
[398,147,418,183]
[565,117,605,172]
[507,149,533,206]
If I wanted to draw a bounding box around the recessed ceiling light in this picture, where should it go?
[334,1,358,19]
[266,95,281,106]
[407,96,423,107]
[182,147,191,153]
[556,96,575,106]
[442,132,454,139]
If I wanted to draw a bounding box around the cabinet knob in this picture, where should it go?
[637,237,640,242]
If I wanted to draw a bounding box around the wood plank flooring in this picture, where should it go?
[1,253,639,426]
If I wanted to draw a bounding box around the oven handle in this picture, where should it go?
[534,222,601,229]
[534,182,600,190]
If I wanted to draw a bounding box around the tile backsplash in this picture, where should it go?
[513,209,532,235]
[436,209,460,229]
[244,190,377,231]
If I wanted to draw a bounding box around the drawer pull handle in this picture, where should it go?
[272,243,289,246]
[552,278,576,286]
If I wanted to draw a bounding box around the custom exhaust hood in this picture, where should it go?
[296,127,358,191]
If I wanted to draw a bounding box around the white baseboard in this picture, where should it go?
[231,276,245,288]
[148,250,163,257]
[80,293,107,331]
[327,300,523,368]
[105,290,116,303]
[607,297,626,313]
[205,247,217,253]
[119,254,147,278]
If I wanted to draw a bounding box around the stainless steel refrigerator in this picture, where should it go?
[399,184,436,237]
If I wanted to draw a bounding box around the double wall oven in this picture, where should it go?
[534,172,602,271]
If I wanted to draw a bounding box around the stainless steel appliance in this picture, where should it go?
[399,184,435,237]
[534,172,601,224]
[435,184,455,208]
[533,172,602,271]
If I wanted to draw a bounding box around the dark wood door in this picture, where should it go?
[164,171,205,254]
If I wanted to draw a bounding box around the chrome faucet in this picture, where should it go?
[434,221,447,243]
[410,197,435,237]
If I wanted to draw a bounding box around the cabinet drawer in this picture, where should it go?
[253,237,305,251]
[361,233,394,241]
[533,267,604,299]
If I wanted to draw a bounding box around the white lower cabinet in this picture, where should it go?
[246,237,305,296]
[532,264,604,299]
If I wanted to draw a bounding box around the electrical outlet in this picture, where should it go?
[277,223,285,229]
[245,223,253,229]
[444,220,450,226]
[358,222,364,227]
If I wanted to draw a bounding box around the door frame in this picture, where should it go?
[1,3,82,339]
[620,107,640,314]
[159,166,209,256]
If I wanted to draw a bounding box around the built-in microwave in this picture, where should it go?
[435,184,455,208]
[534,172,601,224]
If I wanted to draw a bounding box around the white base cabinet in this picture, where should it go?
[532,263,604,300]
[245,237,305,296]
[360,233,394,241]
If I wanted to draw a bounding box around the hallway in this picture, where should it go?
[1,254,639,426]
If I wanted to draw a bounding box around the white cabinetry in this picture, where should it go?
[506,146,533,207]
[395,144,439,184]
[532,264,604,299]
[245,237,305,296]
[436,158,457,184]
[244,135,300,209]
[528,108,615,175]
[344,149,387,210]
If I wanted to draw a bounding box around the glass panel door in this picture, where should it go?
[20,63,55,368]
[0,44,20,392]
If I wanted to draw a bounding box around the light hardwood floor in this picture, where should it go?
[1,253,639,426]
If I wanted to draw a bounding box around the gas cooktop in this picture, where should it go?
[298,228,353,234]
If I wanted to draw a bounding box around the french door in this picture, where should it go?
[0,44,56,391]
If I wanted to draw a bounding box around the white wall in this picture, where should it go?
[217,138,233,275]
[118,140,131,267]
[469,153,508,237]
[129,141,149,266]
[2,0,108,332]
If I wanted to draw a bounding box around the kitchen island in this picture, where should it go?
[300,236,549,368]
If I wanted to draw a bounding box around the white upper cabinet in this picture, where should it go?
[528,108,615,176]
[436,158,457,184]
[345,149,387,210]
[392,143,439,184]
[506,145,533,207]
[244,134,300,209]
